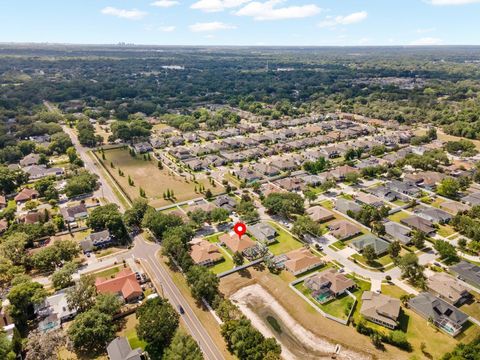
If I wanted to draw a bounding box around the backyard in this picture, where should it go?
[265,221,304,255]
[388,210,411,223]
[99,148,222,207]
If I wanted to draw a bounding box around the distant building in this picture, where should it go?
[327,220,361,240]
[427,273,471,306]
[19,153,41,167]
[14,188,39,203]
[306,206,335,223]
[450,261,480,290]
[384,221,412,245]
[401,215,436,235]
[60,203,88,223]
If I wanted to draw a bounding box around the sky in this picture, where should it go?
[1,0,480,46]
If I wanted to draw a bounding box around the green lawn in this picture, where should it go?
[392,199,408,206]
[459,293,480,321]
[330,240,346,250]
[93,266,121,279]
[388,210,410,223]
[126,327,147,350]
[437,224,456,237]
[319,200,334,210]
[210,246,235,274]
[266,221,304,255]
[351,253,394,269]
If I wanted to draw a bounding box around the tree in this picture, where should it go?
[87,203,127,240]
[442,336,480,360]
[66,275,96,313]
[437,178,461,199]
[136,297,179,360]
[370,332,383,349]
[186,265,220,303]
[68,308,116,354]
[94,293,122,316]
[64,170,98,198]
[0,232,28,266]
[412,230,427,249]
[7,277,47,333]
[51,261,77,290]
[262,193,304,218]
[142,210,184,239]
[388,241,401,259]
[24,329,66,360]
[303,157,328,174]
[398,253,426,288]
[0,167,29,194]
[232,252,244,266]
[363,245,377,264]
[210,208,230,223]
[123,198,151,227]
[434,240,459,264]
[344,172,360,185]
[204,189,213,200]
[163,331,204,360]
[292,215,323,238]
[0,330,15,360]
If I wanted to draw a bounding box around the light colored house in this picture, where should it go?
[219,233,256,254]
[427,273,471,306]
[60,203,88,223]
[189,239,223,266]
[401,215,436,235]
[327,220,361,240]
[249,223,277,244]
[360,291,401,329]
[107,337,144,360]
[384,221,412,245]
[284,248,323,276]
[306,206,335,223]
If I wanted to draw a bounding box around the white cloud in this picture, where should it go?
[410,37,443,45]
[318,11,367,28]
[150,0,179,7]
[191,0,251,12]
[426,0,480,5]
[101,7,147,20]
[158,26,176,32]
[189,21,237,32]
[235,0,321,21]
[416,27,436,34]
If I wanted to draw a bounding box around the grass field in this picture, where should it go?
[100,148,222,207]
[266,221,304,255]
[438,224,457,237]
[92,266,121,279]
[117,314,147,350]
[388,210,411,223]
[351,253,394,269]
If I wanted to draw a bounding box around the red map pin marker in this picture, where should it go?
[234,222,247,238]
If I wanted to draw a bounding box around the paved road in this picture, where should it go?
[62,123,225,360]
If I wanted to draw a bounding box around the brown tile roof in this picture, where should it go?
[439,201,470,215]
[190,239,223,264]
[219,233,256,253]
[427,273,470,305]
[360,291,401,328]
[95,269,142,301]
[305,268,355,295]
[284,248,323,274]
[306,206,335,222]
[327,220,361,240]
[14,188,39,202]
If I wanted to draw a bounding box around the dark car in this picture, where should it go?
[178,305,185,314]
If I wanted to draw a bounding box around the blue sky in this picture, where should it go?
[1,0,480,46]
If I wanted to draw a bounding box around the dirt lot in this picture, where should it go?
[219,266,413,360]
[100,148,222,207]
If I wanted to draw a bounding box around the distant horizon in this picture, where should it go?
[1,0,480,46]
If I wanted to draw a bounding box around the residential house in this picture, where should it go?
[107,336,145,360]
[306,206,335,223]
[388,180,420,197]
[408,293,469,337]
[360,291,401,329]
[274,177,305,192]
[219,233,256,254]
[19,211,45,225]
[95,269,143,303]
[401,215,436,235]
[327,220,361,240]
[350,234,390,256]
[188,202,217,213]
[14,188,39,203]
[60,203,88,223]
[80,229,112,253]
[283,248,323,276]
[270,159,297,172]
[427,273,471,306]
[19,153,41,167]
[304,268,355,302]
[214,195,236,212]
[169,136,185,146]
[461,192,480,206]
[184,158,205,171]
[416,207,452,224]
[150,137,167,149]
[450,261,480,290]
[404,171,446,190]
[366,186,400,202]
[189,239,223,266]
[35,288,77,332]
[329,165,359,181]
[132,142,152,154]
[335,198,362,216]
[354,192,384,207]
[256,163,281,177]
[0,195,6,209]
[439,201,470,215]
[24,165,64,180]
[236,169,263,183]
[384,221,412,245]
[249,222,277,244]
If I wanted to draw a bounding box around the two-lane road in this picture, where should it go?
[62,124,225,360]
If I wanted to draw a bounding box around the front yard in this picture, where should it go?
[266,221,304,255]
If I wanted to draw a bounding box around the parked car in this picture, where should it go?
[178,305,185,314]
